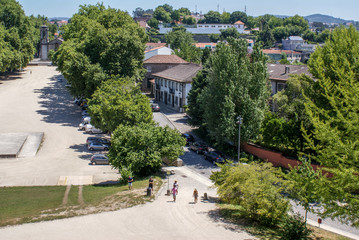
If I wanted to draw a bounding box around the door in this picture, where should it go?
[164,92,168,104]
[172,95,174,107]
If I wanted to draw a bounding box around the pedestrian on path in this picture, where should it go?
[193,189,198,204]
[128,176,133,190]
[173,180,179,194]
[172,186,178,202]
[148,177,154,191]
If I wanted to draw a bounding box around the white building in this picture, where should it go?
[153,64,202,112]
[144,46,174,61]
[159,20,249,34]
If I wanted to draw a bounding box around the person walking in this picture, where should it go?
[173,180,179,194]
[128,176,133,190]
[149,177,154,191]
[193,188,199,204]
[172,186,178,202]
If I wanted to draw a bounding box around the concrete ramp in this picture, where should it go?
[0,133,27,158]
[0,132,44,158]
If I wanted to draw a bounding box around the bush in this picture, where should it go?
[211,162,290,226]
[119,168,133,184]
[278,213,312,240]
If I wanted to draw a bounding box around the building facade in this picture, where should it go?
[159,21,249,34]
[153,64,201,112]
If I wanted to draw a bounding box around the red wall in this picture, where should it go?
[242,142,321,171]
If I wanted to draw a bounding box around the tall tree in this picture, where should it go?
[55,4,147,98]
[153,6,171,23]
[109,123,186,177]
[203,11,221,23]
[88,77,153,133]
[303,26,359,226]
[229,11,247,24]
[165,29,194,50]
[199,38,269,147]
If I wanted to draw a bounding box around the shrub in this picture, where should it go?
[279,213,312,240]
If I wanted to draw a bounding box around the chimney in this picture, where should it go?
[285,66,290,74]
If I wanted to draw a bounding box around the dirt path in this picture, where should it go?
[62,185,71,205]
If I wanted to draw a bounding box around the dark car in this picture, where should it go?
[151,103,160,112]
[182,133,195,145]
[189,142,209,154]
[204,151,224,164]
[90,154,109,165]
[87,137,111,146]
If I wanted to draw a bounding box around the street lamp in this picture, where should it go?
[237,115,243,162]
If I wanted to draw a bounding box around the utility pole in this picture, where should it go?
[237,116,243,162]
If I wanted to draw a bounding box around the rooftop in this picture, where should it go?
[143,55,188,64]
[267,63,311,81]
[234,20,245,25]
[152,64,202,83]
[263,49,301,55]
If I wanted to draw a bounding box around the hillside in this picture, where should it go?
[49,17,70,21]
[304,14,352,24]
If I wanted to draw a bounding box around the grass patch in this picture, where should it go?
[216,204,351,240]
[0,177,163,227]
[0,186,65,225]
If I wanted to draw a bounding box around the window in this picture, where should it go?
[179,84,182,92]
[175,96,178,105]
[147,66,152,72]
[165,80,167,87]
[205,25,209,28]
[176,83,178,90]
[161,79,163,86]
[212,25,216,28]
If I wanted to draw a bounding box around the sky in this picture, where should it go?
[17,0,359,21]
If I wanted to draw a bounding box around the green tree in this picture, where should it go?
[178,7,190,16]
[147,18,159,29]
[109,123,186,177]
[229,11,247,24]
[279,52,290,64]
[158,4,173,13]
[303,26,359,226]
[187,69,209,126]
[209,34,220,43]
[221,12,230,24]
[257,25,275,48]
[211,162,290,226]
[174,42,201,64]
[219,27,240,40]
[165,29,194,50]
[170,10,181,22]
[199,38,269,147]
[88,78,153,133]
[272,26,289,42]
[285,158,322,224]
[55,4,147,98]
[182,16,196,25]
[153,7,171,23]
[203,11,221,23]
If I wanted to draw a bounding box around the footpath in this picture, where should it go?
[156,101,359,240]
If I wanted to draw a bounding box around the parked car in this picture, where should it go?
[86,137,111,146]
[90,154,109,165]
[85,124,102,134]
[189,142,209,154]
[182,133,195,145]
[79,120,90,130]
[151,103,160,112]
[204,151,224,164]
[88,142,110,151]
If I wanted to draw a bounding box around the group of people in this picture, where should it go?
[128,176,199,204]
[172,180,199,204]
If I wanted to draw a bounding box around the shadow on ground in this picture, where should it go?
[34,75,81,127]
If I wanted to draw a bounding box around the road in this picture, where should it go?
[0,65,119,186]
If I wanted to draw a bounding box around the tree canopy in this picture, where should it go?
[196,38,269,147]
[54,3,147,98]
[87,77,153,133]
[108,123,186,177]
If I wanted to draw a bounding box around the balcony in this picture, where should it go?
[169,87,175,94]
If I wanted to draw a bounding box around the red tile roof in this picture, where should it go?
[144,46,168,53]
[234,20,245,25]
[146,42,166,48]
[263,49,301,55]
[143,55,188,64]
[194,43,217,48]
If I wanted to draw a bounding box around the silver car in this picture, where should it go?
[90,154,109,165]
[88,142,109,151]
[85,124,102,134]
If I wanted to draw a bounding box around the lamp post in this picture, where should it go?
[237,115,243,162]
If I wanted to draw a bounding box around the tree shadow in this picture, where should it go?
[179,150,217,170]
[34,75,81,127]
[0,71,24,82]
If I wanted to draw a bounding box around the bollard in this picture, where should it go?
[204,192,208,200]
[167,189,171,196]
[147,187,152,196]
